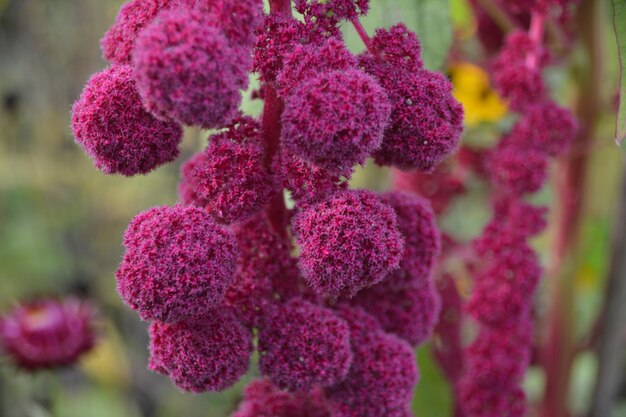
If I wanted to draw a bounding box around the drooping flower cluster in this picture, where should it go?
[392,3,580,415]
[0,298,96,371]
[458,8,578,417]
[72,0,464,415]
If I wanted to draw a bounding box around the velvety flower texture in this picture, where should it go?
[351,283,440,346]
[488,144,548,195]
[100,0,174,65]
[116,205,238,322]
[276,38,357,97]
[360,28,464,170]
[327,307,418,417]
[492,31,547,112]
[281,69,390,175]
[133,7,249,128]
[0,298,96,370]
[71,65,182,176]
[508,101,578,157]
[183,0,264,48]
[233,379,332,417]
[274,151,348,207]
[381,191,441,286]
[183,117,279,224]
[293,190,404,298]
[149,308,252,392]
[459,319,532,417]
[225,213,300,329]
[466,244,541,326]
[259,298,352,391]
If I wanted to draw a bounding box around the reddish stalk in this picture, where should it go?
[350,17,373,53]
[263,0,292,239]
[527,11,545,70]
[475,0,519,33]
[539,1,604,416]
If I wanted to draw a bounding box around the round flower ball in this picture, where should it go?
[273,151,348,207]
[351,283,441,346]
[116,205,238,323]
[186,117,279,224]
[179,151,211,208]
[100,0,174,65]
[71,65,182,176]
[380,191,441,286]
[225,214,300,329]
[293,190,405,298]
[488,145,548,195]
[359,58,464,171]
[326,330,418,417]
[258,298,352,392]
[509,101,578,157]
[233,379,332,417]
[276,38,357,97]
[369,24,423,72]
[149,308,252,392]
[133,7,250,128]
[0,298,96,371]
[281,69,391,175]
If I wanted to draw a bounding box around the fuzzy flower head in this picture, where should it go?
[293,190,404,298]
[361,59,464,171]
[351,283,441,347]
[116,205,238,323]
[488,144,548,195]
[277,38,357,97]
[100,0,174,65]
[258,298,352,392]
[71,65,182,176]
[368,24,423,72]
[492,31,548,112]
[0,298,96,371]
[380,191,441,286]
[281,69,391,175]
[133,7,250,128]
[508,101,578,157]
[274,151,349,207]
[294,0,369,35]
[225,213,300,329]
[254,15,305,83]
[181,116,279,224]
[149,308,252,392]
[233,379,332,417]
[326,329,418,417]
[466,243,542,326]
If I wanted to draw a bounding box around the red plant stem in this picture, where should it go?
[475,0,519,33]
[350,17,373,53]
[263,0,292,239]
[539,1,604,416]
[527,11,545,70]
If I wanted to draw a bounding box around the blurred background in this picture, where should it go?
[0,0,623,416]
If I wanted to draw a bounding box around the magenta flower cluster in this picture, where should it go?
[462,11,577,417]
[71,0,464,415]
[0,298,96,371]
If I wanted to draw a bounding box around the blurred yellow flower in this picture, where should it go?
[80,320,131,387]
[450,62,508,126]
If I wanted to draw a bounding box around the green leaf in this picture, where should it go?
[612,0,626,144]
[413,0,453,70]
[412,344,454,417]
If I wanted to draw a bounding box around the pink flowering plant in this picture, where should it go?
[63,0,622,416]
